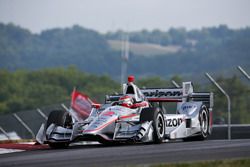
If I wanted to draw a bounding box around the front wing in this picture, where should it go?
[36,120,155,144]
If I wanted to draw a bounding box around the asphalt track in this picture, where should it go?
[1,139,250,167]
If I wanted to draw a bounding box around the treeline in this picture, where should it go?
[0,67,120,114]
[109,25,250,76]
[0,23,121,75]
[0,68,249,124]
[106,25,250,49]
[0,23,249,78]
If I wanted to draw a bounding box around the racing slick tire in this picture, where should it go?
[184,105,209,141]
[140,107,165,144]
[46,110,72,149]
[199,105,209,139]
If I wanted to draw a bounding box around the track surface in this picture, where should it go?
[1,139,250,167]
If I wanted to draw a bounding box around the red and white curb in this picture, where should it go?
[0,142,49,154]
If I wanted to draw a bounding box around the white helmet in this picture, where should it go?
[118,95,134,108]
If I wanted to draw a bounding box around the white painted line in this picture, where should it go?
[0,148,24,154]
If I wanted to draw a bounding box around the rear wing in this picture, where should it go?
[140,82,213,108]
[140,88,182,102]
[106,82,213,109]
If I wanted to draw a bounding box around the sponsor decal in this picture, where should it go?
[181,104,197,115]
[91,117,110,128]
[102,111,115,116]
[182,104,197,112]
[166,118,183,127]
[182,105,194,111]
[84,113,137,132]
[143,90,182,98]
[111,106,123,111]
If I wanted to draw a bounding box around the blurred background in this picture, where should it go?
[0,0,249,139]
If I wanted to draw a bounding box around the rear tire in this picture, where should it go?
[46,110,72,149]
[140,107,165,144]
[199,106,209,139]
[183,105,209,141]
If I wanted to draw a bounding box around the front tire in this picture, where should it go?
[140,108,165,144]
[153,110,165,144]
[46,110,72,149]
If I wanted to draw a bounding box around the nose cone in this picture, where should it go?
[83,110,117,133]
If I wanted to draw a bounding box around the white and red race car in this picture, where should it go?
[36,76,214,148]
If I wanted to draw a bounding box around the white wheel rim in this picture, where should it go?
[157,114,165,138]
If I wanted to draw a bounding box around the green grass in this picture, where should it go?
[151,159,250,167]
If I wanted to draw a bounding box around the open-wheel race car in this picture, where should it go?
[36,76,214,148]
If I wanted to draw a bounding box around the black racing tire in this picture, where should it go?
[46,110,72,149]
[140,107,165,144]
[199,105,209,139]
[183,105,209,141]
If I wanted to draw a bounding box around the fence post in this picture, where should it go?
[205,73,231,140]
[171,80,180,88]
[61,103,70,112]
[36,108,48,120]
[237,66,250,80]
[13,113,35,139]
[0,126,11,140]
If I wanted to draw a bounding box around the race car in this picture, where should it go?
[36,76,214,148]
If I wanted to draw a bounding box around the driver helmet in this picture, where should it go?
[118,95,134,108]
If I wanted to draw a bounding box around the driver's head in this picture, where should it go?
[118,95,134,108]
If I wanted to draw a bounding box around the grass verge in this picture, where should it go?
[151,158,250,167]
